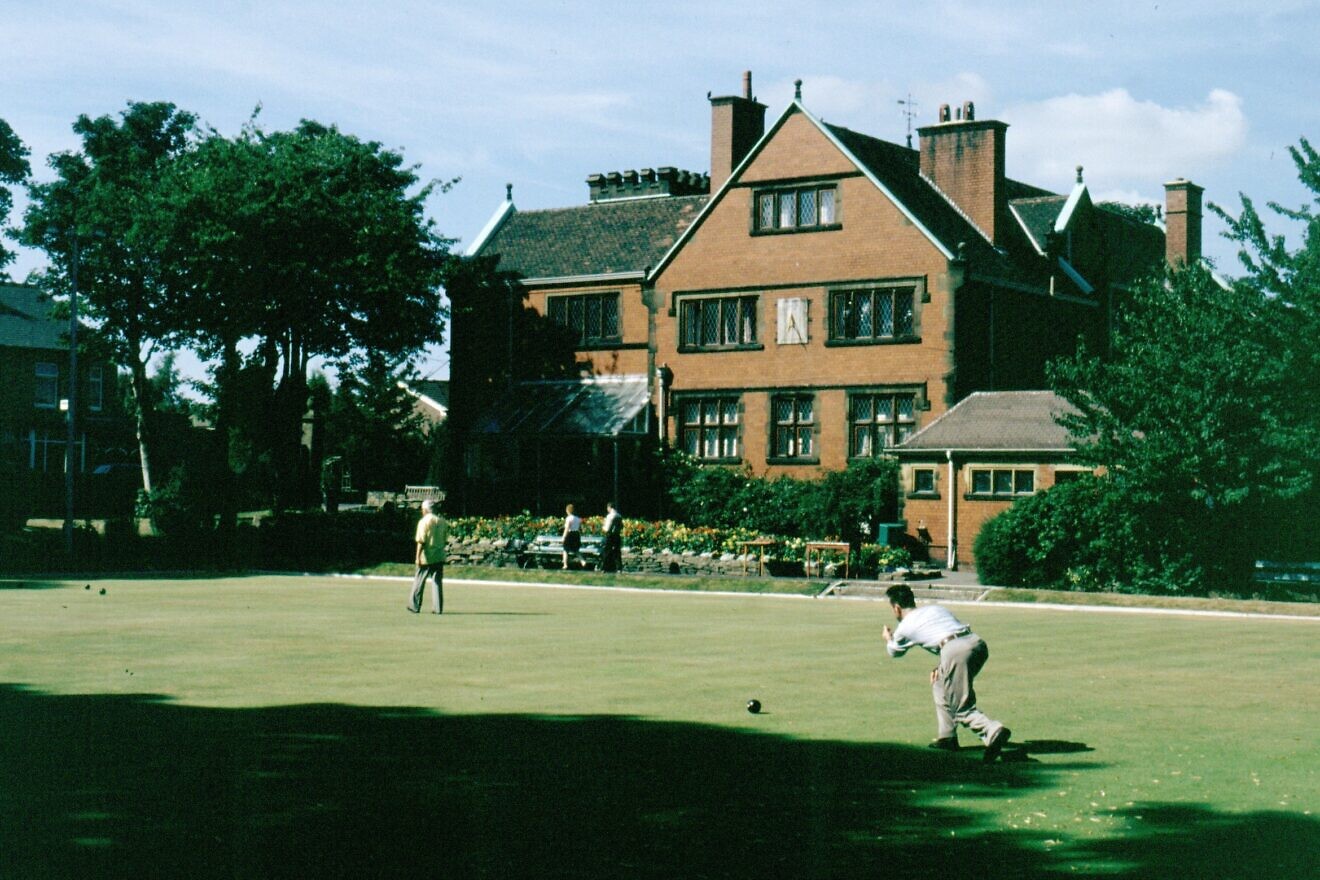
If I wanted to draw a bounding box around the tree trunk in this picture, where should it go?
[127,354,156,497]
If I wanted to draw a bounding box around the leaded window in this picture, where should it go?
[547,292,621,345]
[680,296,758,349]
[849,392,917,457]
[830,287,915,341]
[971,468,1036,497]
[771,394,814,459]
[681,396,741,461]
[754,184,839,232]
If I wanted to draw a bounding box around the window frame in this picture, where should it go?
[678,394,742,463]
[752,183,840,234]
[910,466,938,497]
[767,392,817,464]
[828,285,917,344]
[546,291,622,348]
[968,467,1037,499]
[678,295,760,352]
[87,365,104,412]
[847,391,919,459]
[34,362,58,409]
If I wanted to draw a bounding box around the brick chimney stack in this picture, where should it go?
[709,70,767,192]
[917,104,1008,245]
[1164,178,1204,267]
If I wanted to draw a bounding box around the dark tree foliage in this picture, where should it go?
[149,113,453,515]
[20,102,199,497]
[1049,143,1320,590]
[1097,200,1161,227]
[326,353,433,494]
[0,117,30,275]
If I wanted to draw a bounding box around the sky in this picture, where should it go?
[4,0,1319,380]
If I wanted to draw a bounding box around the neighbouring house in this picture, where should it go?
[0,283,132,516]
[892,390,1088,569]
[399,378,449,426]
[464,72,1199,520]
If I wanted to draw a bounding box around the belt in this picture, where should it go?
[937,631,972,650]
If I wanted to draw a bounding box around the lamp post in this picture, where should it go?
[63,235,79,558]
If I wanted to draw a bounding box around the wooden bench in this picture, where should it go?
[517,534,605,569]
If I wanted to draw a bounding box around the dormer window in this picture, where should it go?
[754,184,838,233]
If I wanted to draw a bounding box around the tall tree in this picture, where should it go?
[327,353,432,494]
[152,115,453,513]
[20,102,198,496]
[0,118,30,276]
[1050,143,1320,589]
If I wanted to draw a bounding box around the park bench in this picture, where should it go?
[516,534,605,569]
[1253,560,1320,597]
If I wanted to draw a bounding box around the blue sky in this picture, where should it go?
[4,0,1319,379]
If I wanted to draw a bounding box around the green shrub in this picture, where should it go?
[135,465,217,540]
[973,475,1200,594]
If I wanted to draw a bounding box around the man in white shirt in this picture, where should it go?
[881,584,1012,762]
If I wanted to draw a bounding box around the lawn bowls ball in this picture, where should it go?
[746,699,762,714]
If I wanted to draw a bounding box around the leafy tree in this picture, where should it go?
[326,353,433,494]
[20,102,199,498]
[150,114,454,514]
[1098,200,1161,226]
[0,117,30,275]
[1050,210,1317,590]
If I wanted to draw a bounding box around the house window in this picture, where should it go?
[771,394,814,460]
[849,392,917,457]
[912,467,937,495]
[970,468,1036,497]
[755,184,838,232]
[680,396,740,461]
[831,287,915,342]
[35,362,58,409]
[88,366,104,412]
[547,292,620,346]
[679,296,758,350]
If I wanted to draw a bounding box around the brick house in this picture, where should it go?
[465,73,1200,519]
[892,390,1088,569]
[0,283,130,514]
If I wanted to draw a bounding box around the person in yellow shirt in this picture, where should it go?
[409,499,449,614]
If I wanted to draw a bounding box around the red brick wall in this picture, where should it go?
[523,281,651,376]
[653,111,957,476]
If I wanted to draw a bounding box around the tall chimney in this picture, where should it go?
[1164,178,1204,267]
[709,70,767,192]
[918,107,1008,245]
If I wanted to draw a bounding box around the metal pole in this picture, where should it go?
[946,449,956,570]
[64,236,79,557]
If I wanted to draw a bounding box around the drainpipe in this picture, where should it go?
[946,450,957,570]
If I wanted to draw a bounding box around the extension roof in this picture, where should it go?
[473,195,708,281]
[0,284,68,350]
[896,390,1082,453]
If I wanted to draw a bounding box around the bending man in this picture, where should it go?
[881,584,1011,762]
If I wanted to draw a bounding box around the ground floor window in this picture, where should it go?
[680,396,740,460]
[970,468,1035,497]
[911,467,937,495]
[28,430,86,473]
[849,392,917,457]
[770,394,814,460]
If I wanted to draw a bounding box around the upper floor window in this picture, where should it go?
[755,184,838,233]
[547,292,620,346]
[679,295,758,350]
[831,286,915,342]
[970,468,1036,498]
[849,392,917,457]
[770,394,815,461]
[88,365,104,412]
[680,396,740,461]
[35,362,58,409]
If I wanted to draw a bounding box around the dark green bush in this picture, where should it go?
[135,464,217,540]
[973,475,1199,594]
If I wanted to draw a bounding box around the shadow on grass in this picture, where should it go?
[0,685,1311,878]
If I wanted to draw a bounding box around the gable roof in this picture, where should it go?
[0,284,68,351]
[897,390,1082,452]
[473,195,708,282]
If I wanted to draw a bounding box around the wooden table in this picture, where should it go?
[804,541,850,578]
[739,539,776,576]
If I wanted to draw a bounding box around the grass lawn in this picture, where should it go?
[1,574,1316,878]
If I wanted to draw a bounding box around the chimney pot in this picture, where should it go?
[743,70,752,100]
[939,103,951,123]
[963,100,975,121]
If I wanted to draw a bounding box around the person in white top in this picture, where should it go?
[881,584,1012,762]
[561,503,582,570]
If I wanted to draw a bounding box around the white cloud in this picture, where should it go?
[1005,88,1248,189]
